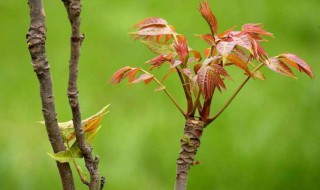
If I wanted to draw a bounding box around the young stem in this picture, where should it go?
[66,142,89,185]
[175,119,205,190]
[142,69,186,117]
[62,0,101,189]
[172,33,193,116]
[190,90,201,116]
[176,69,193,116]
[208,63,264,123]
[26,1,75,189]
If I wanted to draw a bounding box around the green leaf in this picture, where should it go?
[48,126,102,163]
[47,149,82,163]
[141,40,176,55]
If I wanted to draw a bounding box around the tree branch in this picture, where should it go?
[208,63,265,123]
[61,0,101,189]
[26,0,75,189]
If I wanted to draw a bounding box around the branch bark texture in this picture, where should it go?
[26,1,75,189]
[175,119,205,190]
[61,0,101,189]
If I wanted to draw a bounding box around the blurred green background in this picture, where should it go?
[0,0,319,189]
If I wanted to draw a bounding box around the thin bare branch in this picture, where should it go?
[141,69,186,117]
[26,0,75,189]
[61,0,101,189]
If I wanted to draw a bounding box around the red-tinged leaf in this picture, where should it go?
[247,35,268,61]
[133,25,174,36]
[278,53,314,78]
[131,26,175,42]
[199,0,218,35]
[146,54,173,70]
[144,77,154,84]
[216,40,236,64]
[196,34,215,46]
[249,33,266,42]
[202,56,220,67]
[127,68,141,83]
[233,35,252,53]
[181,68,193,79]
[197,64,230,100]
[242,23,273,37]
[111,66,133,84]
[174,35,189,63]
[194,63,202,74]
[233,47,251,63]
[133,17,168,29]
[204,48,211,57]
[190,49,202,61]
[154,86,166,92]
[227,53,251,75]
[266,57,297,78]
[141,40,176,55]
[130,73,154,84]
[218,26,237,38]
[252,71,266,80]
[164,34,173,43]
[170,60,182,68]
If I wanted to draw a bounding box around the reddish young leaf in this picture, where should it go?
[252,71,266,80]
[196,34,215,46]
[197,64,231,100]
[133,17,168,29]
[242,23,273,37]
[144,77,154,84]
[218,25,237,38]
[130,73,154,84]
[199,0,218,35]
[216,40,236,64]
[278,53,314,78]
[190,49,202,61]
[194,63,202,74]
[174,35,189,63]
[146,54,173,70]
[131,25,174,37]
[266,57,296,78]
[170,60,183,68]
[111,66,133,84]
[227,53,251,75]
[181,68,193,79]
[232,47,251,63]
[233,35,252,54]
[203,48,212,57]
[127,68,141,83]
[247,35,268,61]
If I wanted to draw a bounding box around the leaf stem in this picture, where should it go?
[67,142,89,186]
[208,63,264,123]
[141,69,186,117]
[191,90,201,116]
[176,68,193,116]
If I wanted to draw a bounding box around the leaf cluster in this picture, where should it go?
[111,0,314,125]
[39,106,109,163]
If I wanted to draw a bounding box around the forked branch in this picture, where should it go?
[26,0,75,189]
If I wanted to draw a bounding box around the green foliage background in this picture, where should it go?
[0,0,319,189]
